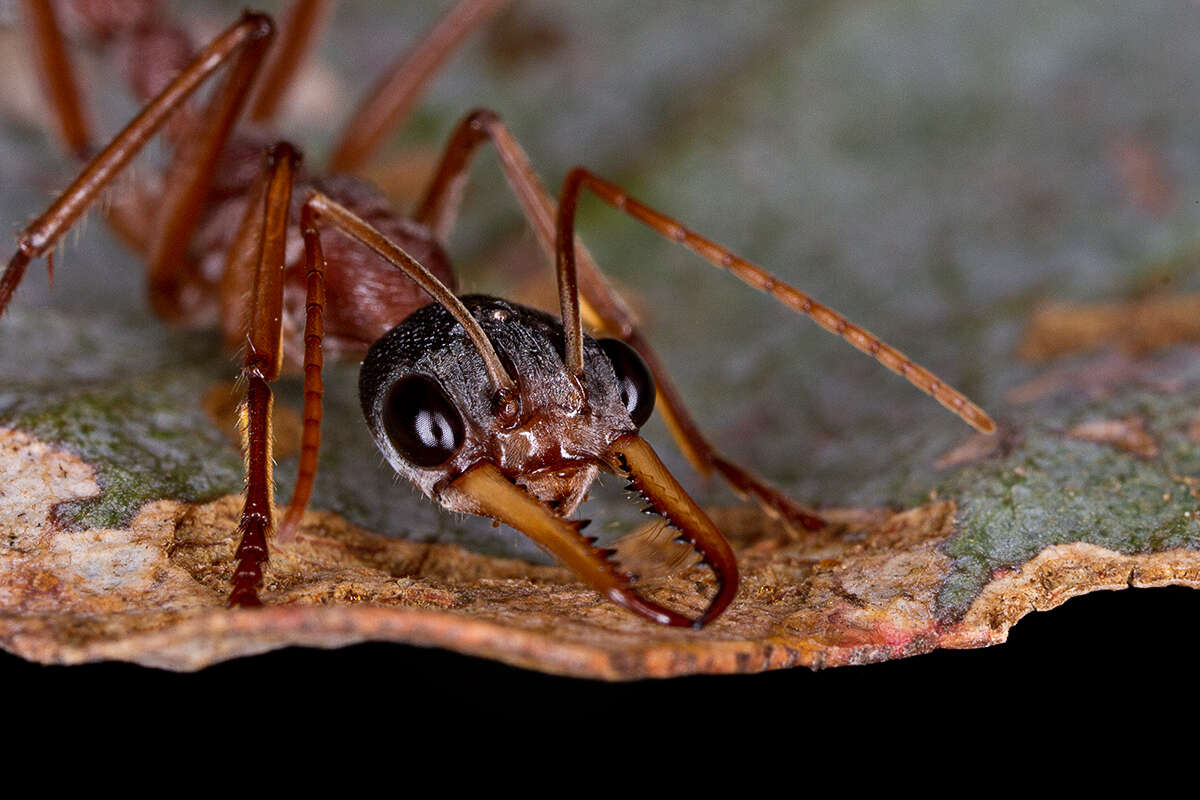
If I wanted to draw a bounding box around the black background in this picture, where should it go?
[6,586,1196,734]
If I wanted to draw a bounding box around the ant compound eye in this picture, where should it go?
[383,376,466,467]
[599,339,655,428]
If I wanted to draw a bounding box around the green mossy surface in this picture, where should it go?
[934,353,1200,615]
[7,367,243,530]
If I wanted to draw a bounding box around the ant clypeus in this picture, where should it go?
[2,0,994,628]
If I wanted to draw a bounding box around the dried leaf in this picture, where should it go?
[4,426,1198,678]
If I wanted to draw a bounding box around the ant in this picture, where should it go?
[1,0,994,628]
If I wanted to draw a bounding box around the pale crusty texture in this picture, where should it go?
[4,427,1197,678]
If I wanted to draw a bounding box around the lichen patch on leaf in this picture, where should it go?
[0,428,214,616]
[4,366,244,531]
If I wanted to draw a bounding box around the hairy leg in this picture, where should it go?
[226,142,299,606]
[0,11,276,320]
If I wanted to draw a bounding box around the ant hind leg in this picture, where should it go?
[21,0,93,160]
[327,0,511,173]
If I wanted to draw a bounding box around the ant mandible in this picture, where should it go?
[1,0,994,628]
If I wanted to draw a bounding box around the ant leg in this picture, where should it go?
[249,0,332,123]
[553,169,995,529]
[327,0,510,173]
[145,20,276,320]
[226,143,300,607]
[0,12,276,321]
[20,1,196,257]
[274,196,331,543]
[22,0,158,255]
[21,0,93,159]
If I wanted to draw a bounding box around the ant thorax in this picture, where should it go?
[360,295,648,515]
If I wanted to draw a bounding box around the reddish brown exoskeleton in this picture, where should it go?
[1,0,994,627]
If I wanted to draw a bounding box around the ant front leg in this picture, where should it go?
[0,11,275,321]
[223,138,347,606]
[225,143,343,605]
[223,143,303,606]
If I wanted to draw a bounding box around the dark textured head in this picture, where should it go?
[358,294,734,629]
[359,295,653,514]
